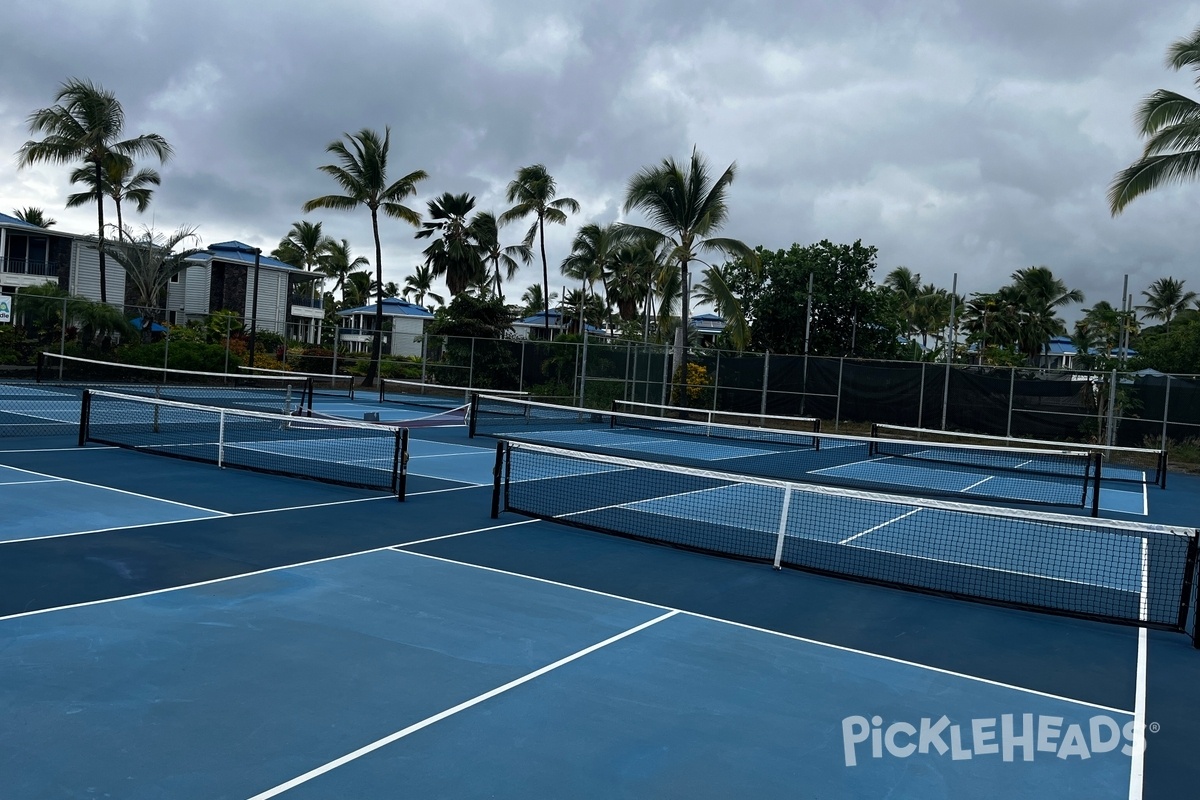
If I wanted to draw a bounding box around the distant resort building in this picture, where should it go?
[337,297,434,358]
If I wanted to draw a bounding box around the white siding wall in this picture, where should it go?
[244,266,289,335]
[389,317,426,357]
[70,241,124,303]
[183,264,211,318]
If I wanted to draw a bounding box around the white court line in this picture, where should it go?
[0,464,225,515]
[0,478,61,487]
[807,455,893,475]
[0,445,115,453]
[1127,540,1150,800]
[961,475,994,493]
[0,495,393,546]
[0,518,535,620]
[406,482,491,493]
[408,451,494,460]
[837,509,922,545]
[402,549,1135,715]
[246,610,680,800]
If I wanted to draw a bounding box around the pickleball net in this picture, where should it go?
[39,353,311,414]
[380,379,528,421]
[80,390,407,498]
[612,399,822,433]
[871,423,1166,488]
[471,394,1100,512]
[492,440,1200,642]
[239,365,356,400]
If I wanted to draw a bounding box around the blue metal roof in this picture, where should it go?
[188,241,298,271]
[339,297,434,318]
[0,211,51,232]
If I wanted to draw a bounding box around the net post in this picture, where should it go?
[36,351,45,383]
[78,390,91,447]
[869,423,878,456]
[772,485,793,569]
[468,392,480,437]
[395,428,408,501]
[1089,451,1102,518]
[379,379,386,404]
[1160,450,1168,490]
[491,441,505,519]
[304,378,315,416]
[218,411,226,468]
[1176,532,1198,638]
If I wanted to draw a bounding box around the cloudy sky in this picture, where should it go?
[3,0,1200,321]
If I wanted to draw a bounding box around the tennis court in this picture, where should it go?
[0,381,1197,798]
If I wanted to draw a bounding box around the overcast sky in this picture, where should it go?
[4,0,1200,321]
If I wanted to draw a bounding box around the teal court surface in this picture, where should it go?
[0,388,1197,798]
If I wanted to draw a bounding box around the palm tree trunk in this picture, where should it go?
[116,198,125,244]
[676,257,689,390]
[539,216,550,337]
[364,208,384,388]
[95,161,107,304]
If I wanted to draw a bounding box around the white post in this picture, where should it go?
[940,272,958,430]
[772,485,793,569]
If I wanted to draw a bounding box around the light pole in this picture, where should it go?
[247,247,262,366]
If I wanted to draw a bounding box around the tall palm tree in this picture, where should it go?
[17,78,172,302]
[1110,25,1200,214]
[416,192,484,297]
[344,271,374,308]
[501,165,579,335]
[561,222,631,332]
[65,153,160,242]
[303,127,427,387]
[272,221,335,322]
[622,147,757,373]
[1138,276,1197,332]
[318,238,369,302]
[402,264,444,308]
[884,266,922,356]
[470,211,530,301]
[12,207,56,228]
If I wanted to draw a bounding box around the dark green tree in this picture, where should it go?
[730,240,902,358]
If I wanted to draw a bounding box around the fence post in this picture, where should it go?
[712,350,721,410]
[579,329,589,405]
[917,362,926,427]
[420,334,428,385]
[625,341,633,403]
[835,357,845,430]
[760,350,770,416]
[469,337,476,390]
[1006,368,1016,438]
[661,344,670,406]
[519,339,526,393]
[940,272,958,431]
[223,315,232,375]
[1105,368,1118,448]
[1160,374,1172,453]
[59,296,68,374]
[800,354,809,416]
[332,326,340,377]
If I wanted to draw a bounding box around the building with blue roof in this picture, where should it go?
[0,211,77,296]
[178,241,322,340]
[338,297,435,357]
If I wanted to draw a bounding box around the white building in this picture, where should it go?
[338,298,435,358]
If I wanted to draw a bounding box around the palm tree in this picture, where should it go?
[604,240,658,325]
[343,271,374,308]
[561,222,631,333]
[303,127,427,387]
[520,283,557,318]
[66,153,160,242]
[416,192,484,297]
[884,266,922,356]
[692,263,753,350]
[501,165,579,335]
[272,222,335,333]
[317,238,369,302]
[622,147,757,373]
[104,224,202,334]
[470,211,530,301]
[1138,276,1197,332]
[1110,25,1200,214]
[12,207,56,228]
[402,264,444,308]
[18,78,173,303]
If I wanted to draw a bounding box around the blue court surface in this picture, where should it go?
[1,393,1198,798]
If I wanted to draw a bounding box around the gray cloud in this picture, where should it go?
[3,0,1200,320]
